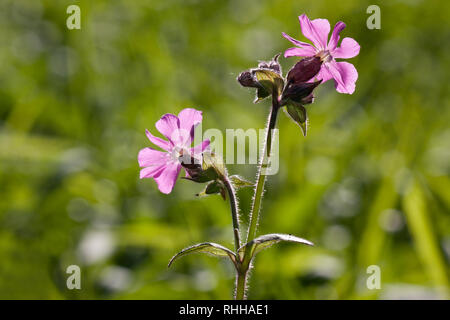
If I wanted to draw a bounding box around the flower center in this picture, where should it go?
[171,146,201,166]
[317,50,332,63]
[170,146,186,163]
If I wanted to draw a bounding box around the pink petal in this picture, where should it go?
[140,165,165,179]
[154,162,181,194]
[178,108,202,131]
[327,21,346,51]
[325,61,358,94]
[299,14,329,50]
[284,47,316,58]
[332,37,360,59]
[155,113,181,145]
[312,65,334,83]
[177,108,203,145]
[145,129,172,151]
[282,32,317,56]
[191,139,210,154]
[138,147,168,167]
[310,18,330,49]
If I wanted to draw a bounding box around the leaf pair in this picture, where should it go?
[168,234,313,269]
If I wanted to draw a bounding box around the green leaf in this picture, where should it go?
[239,233,313,260]
[284,103,308,136]
[230,175,254,189]
[168,242,236,267]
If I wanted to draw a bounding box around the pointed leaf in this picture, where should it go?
[239,233,313,260]
[284,104,308,136]
[168,242,236,267]
[230,175,254,189]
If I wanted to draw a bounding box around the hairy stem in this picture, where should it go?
[235,270,247,300]
[246,94,280,244]
[234,94,280,300]
[223,176,241,252]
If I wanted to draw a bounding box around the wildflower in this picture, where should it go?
[138,108,210,194]
[283,14,360,94]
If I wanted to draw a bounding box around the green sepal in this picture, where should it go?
[202,152,226,177]
[253,69,284,103]
[197,180,226,200]
[182,152,226,183]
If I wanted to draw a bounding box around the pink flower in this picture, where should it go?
[138,108,210,194]
[283,14,360,94]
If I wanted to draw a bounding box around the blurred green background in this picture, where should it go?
[0,0,449,299]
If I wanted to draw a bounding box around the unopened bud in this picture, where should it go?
[237,54,285,103]
[282,80,321,103]
[237,71,258,88]
[300,93,315,105]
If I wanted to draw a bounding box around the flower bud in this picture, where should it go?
[237,71,258,88]
[300,93,315,105]
[281,80,321,104]
[237,54,285,103]
[286,56,322,84]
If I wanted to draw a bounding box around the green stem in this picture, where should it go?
[235,270,247,300]
[246,94,280,244]
[234,94,280,300]
[223,176,241,252]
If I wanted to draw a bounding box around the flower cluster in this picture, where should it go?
[137,14,359,300]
